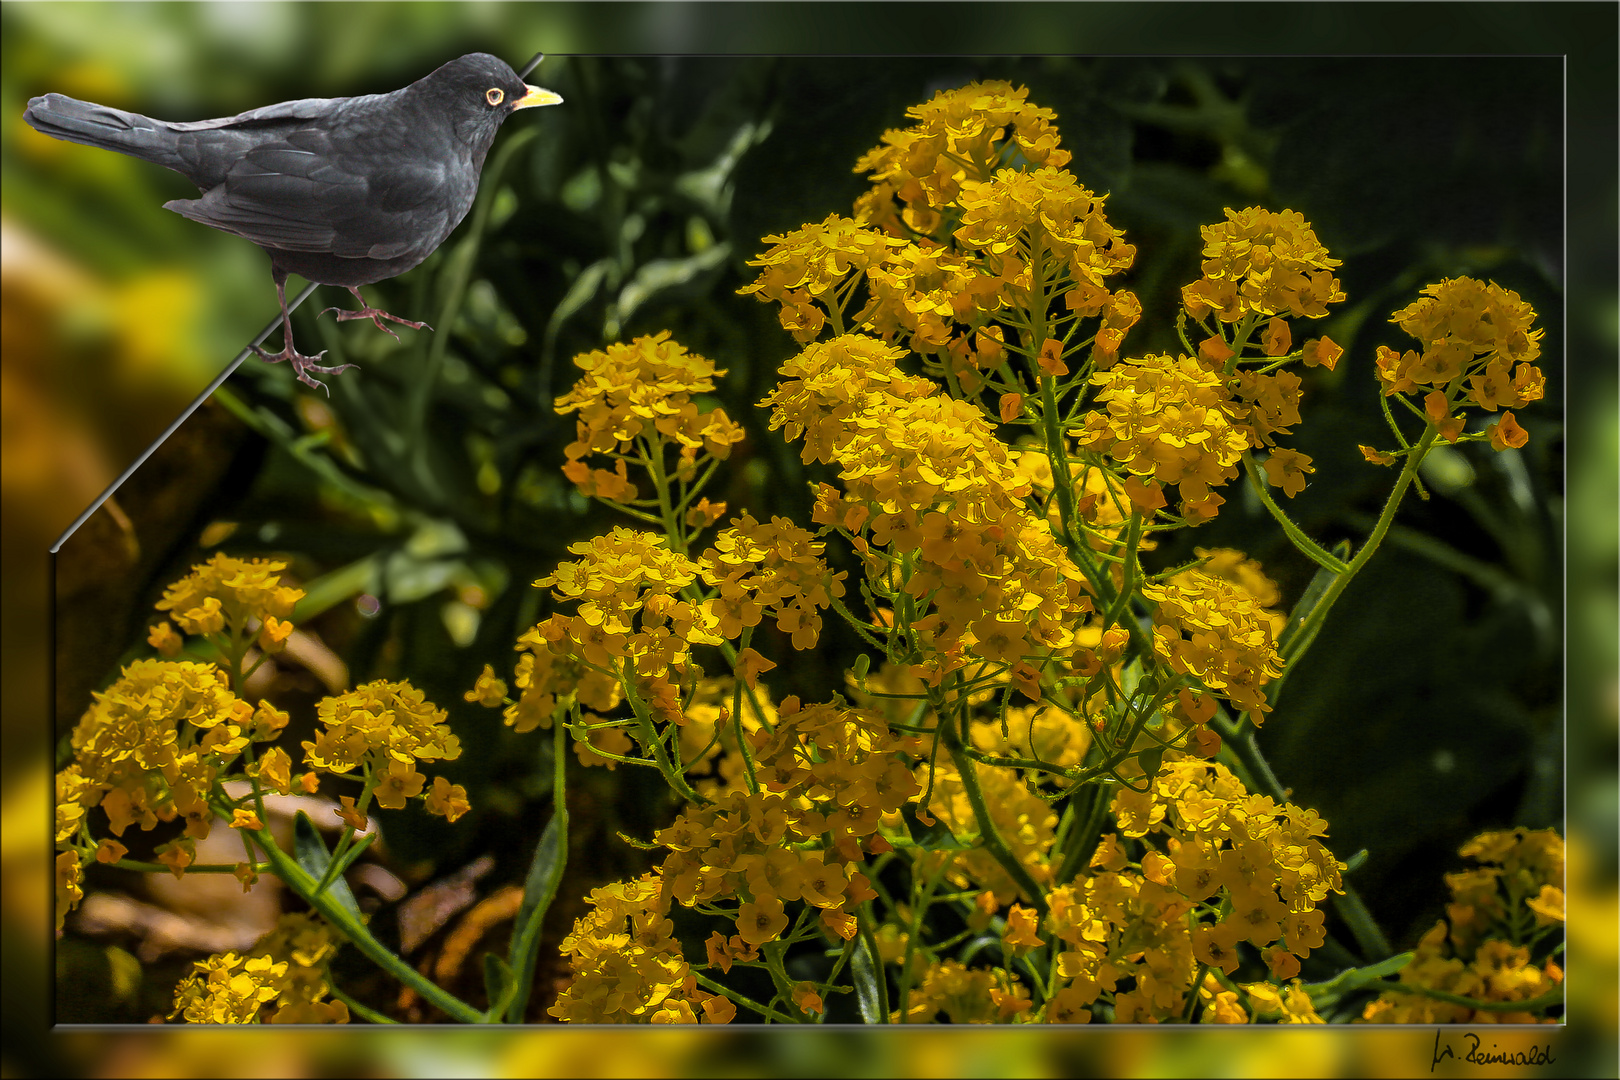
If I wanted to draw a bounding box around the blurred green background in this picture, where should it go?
[3,1,1613,1075]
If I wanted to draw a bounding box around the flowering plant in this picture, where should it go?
[55,79,1559,1026]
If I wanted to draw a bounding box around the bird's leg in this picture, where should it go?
[250,272,357,394]
[320,285,432,341]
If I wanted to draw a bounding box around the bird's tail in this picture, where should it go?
[23,93,182,169]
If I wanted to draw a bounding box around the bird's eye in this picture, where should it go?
[486,88,505,106]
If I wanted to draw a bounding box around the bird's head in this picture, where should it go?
[417,53,562,154]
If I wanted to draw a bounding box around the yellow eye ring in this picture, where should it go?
[486,88,505,106]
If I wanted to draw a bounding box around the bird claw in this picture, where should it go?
[251,342,358,395]
[321,304,431,341]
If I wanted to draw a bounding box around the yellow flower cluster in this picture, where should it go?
[1361,828,1563,1023]
[952,166,1135,284]
[554,332,746,501]
[154,552,303,652]
[1182,207,1345,322]
[854,80,1071,235]
[1374,277,1544,449]
[899,958,1032,1023]
[740,214,901,342]
[698,513,847,650]
[554,699,914,1022]
[1112,759,1343,972]
[548,875,733,1023]
[762,335,934,463]
[66,659,257,839]
[1006,759,1338,1022]
[1198,973,1325,1024]
[662,697,909,903]
[767,333,1091,681]
[170,952,288,1024]
[1041,868,1200,1023]
[1176,548,1288,640]
[1142,570,1285,717]
[746,80,1138,405]
[170,913,349,1024]
[303,680,463,810]
[517,529,721,721]
[1077,353,1251,522]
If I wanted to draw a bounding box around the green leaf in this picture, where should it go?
[503,808,568,1022]
[292,812,363,921]
[850,927,884,1024]
[290,555,382,624]
[483,953,517,1022]
[1137,745,1165,779]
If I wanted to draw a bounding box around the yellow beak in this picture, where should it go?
[512,84,563,110]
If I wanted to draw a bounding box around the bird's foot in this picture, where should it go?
[251,342,358,395]
[320,304,432,341]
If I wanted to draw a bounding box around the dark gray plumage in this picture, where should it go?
[24,53,561,389]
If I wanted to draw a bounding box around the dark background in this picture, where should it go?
[3,2,1613,1075]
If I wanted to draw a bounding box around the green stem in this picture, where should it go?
[691,971,798,1023]
[941,720,1048,922]
[1241,453,1349,574]
[329,984,395,1024]
[251,827,485,1023]
[1276,424,1440,684]
[1371,980,1563,1014]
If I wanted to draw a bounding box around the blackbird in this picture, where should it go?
[24,53,562,390]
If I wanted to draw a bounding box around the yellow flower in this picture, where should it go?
[147,621,183,657]
[465,664,508,707]
[56,851,84,930]
[698,513,847,649]
[736,897,789,947]
[155,552,304,640]
[1262,447,1315,498]
[336,796,367,832]
[1183,207,1344,322]
[791,981,826,1016]
[854,81,1071,236]
[1002,904,1044,951]
[253,747,294,795]
[170,952,288,1024]
[156,837,196,879]
[425,776,471,823]
[374,760,427,810]
[1144,572,1284,717]
[1301,335,1343,369]
[257,615,294,655]
[230,808,264,831]
[303,679,460,775]
[701,995,737,1024]
[1077,353,1250,522]
[1487,410,1529,450]
[554,332,746,501]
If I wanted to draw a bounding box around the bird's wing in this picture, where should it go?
[166,119,448,259]
[163,97,346,131]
